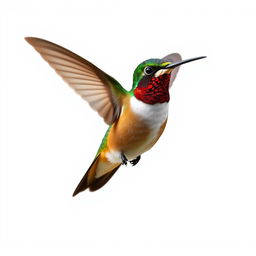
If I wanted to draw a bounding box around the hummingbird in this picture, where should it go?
[25,37,206,196]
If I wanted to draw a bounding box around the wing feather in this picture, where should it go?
[77,90,106,97]
[26,37,127,124]
[161,53,182,88]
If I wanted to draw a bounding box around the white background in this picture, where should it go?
[1,0,256,255]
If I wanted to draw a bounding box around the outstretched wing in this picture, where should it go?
[25,37,127,125]
[161,53,182,88]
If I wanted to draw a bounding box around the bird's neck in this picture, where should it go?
[133,74,170,104]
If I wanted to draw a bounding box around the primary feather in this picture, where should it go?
[25,37,127,125]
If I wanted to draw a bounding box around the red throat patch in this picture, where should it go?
[134,74,171,104]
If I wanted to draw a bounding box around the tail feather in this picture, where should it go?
[72,155,99,196]
[89,165,120,192]
[72,154,121,196]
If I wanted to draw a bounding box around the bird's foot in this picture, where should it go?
[129,155,141,166]
[121,153,128,166]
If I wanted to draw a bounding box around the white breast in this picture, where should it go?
[105,97,169,164]
[130,96,169,134]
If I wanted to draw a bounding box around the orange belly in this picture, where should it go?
[102,96,168,161]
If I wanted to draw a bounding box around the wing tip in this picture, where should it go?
[25,37,50,47]
[161,53,182,63]
[25,36,38,45]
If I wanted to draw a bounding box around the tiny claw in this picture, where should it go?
[121,153,128,166]
[129,155,141,166]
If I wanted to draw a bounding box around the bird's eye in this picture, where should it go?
[144,66,154,75]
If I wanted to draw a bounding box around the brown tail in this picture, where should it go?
[72,154,121,196]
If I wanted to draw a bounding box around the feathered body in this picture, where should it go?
[96,97,168,174]
[26,37,205,195]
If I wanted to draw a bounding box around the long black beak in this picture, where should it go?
[165,56,206,69]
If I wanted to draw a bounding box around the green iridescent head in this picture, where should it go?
[130,54,206,92]
[131,58,171,90]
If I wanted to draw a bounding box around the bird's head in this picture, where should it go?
[131,54,206,104]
